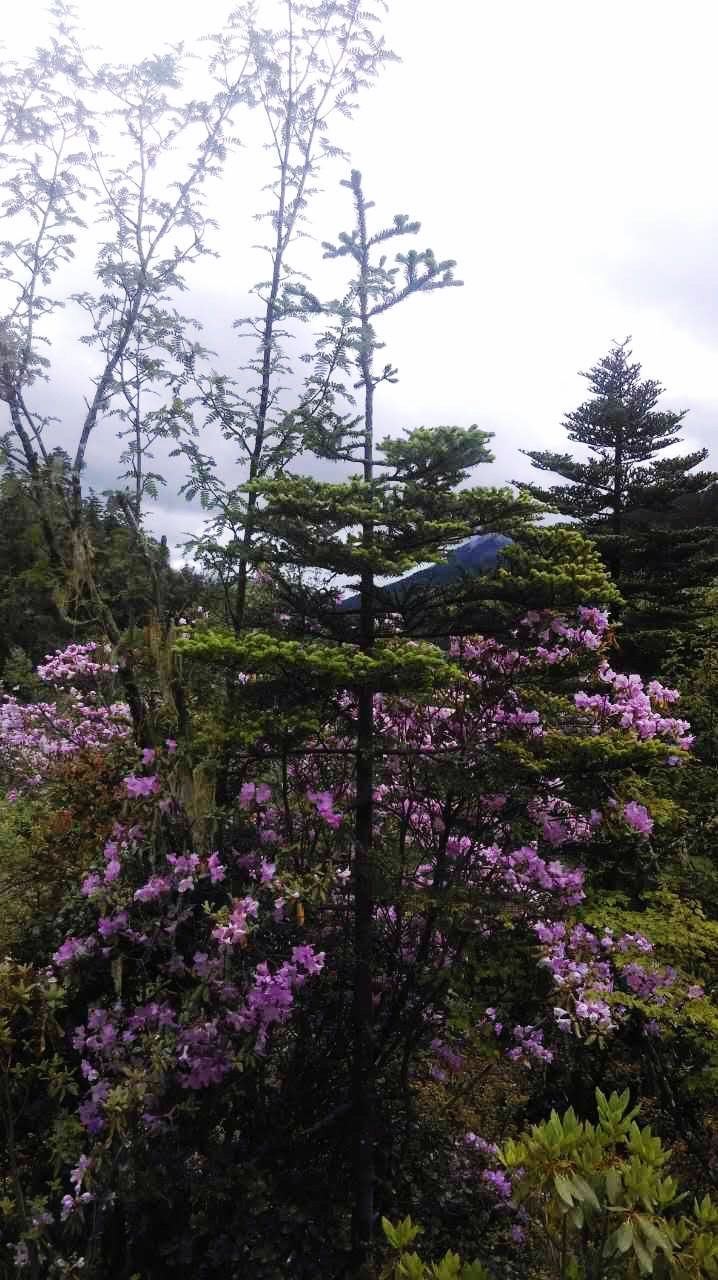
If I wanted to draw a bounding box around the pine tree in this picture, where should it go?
[178,173,620,1269]
[515,339,718,665]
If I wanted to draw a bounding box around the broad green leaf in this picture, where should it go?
[638,1216,673,1257]
[554,1174,575,1207]
[572,1174,601,1210]
[632,1230,654,1275]
[616,1220,634,1254]
[382,1217,400,1249]
[606,1168,622,1205]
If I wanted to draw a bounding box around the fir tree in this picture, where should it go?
[183,173,620,1268]
[515,338,718,665]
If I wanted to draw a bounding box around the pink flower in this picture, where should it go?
[207,852,226,884]
[307,788,342,829]
[134,876,171,903]
[53,935,96,967]
[124,774,159,799]
[623,801,654,836]
[291,945,325,975]
[141,748,156,766]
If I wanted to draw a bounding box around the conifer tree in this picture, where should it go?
[515,339,718,664]
[251,169,533,1265]
[517,339,714,557]
[183,173,621,1268]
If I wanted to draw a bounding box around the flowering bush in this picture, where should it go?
[0,642,130,794]
[2,605,714,1276]
[483,1089,718,1276]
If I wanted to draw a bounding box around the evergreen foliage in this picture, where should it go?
[1,8,718,1280]
[515,339,718,667]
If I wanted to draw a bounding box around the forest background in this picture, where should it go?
[2,3,718,1279]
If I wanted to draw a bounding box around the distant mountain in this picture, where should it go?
[339,533,512,610]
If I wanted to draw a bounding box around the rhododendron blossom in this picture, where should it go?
[0,642,131,793]
[3,602,701,1255]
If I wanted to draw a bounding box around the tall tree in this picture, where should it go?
[198,170,553,1267]
[0,3,261,738]
[180,0,394,634]
[515,339,718,664]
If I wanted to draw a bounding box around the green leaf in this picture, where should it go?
[632,1230,654,1275]
[460,1264,491,1280]
[571,1174,601,1211]
[431,1253,462,1279]
[383,1216,423,1250]
[382,1217,399,1249]
[554,1174,575,1207]
[616,1220,634,1254]
[398,1253,426,1280]
[569,1204,585,1230]
[606,1168,623,1205]
[638,1216,673,1257]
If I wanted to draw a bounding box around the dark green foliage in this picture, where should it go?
[2,6,718,1279]
[0,461,212,678]
[515,339,718,670]
[516,339,714,539]
[0,463,68,671]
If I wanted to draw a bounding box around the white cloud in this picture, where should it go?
[3,0,717,552]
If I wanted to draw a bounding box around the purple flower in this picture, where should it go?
[291,945,325,975]
[623,801,654,835]
[481,1168,512,1199]
[465,1133,498,1156]
[307,788,343,829]
[207,852,226,884]
[134,875,171,903]
[239,781,256,807]
[97,911,128,940]
[53,935,95,968]
[70,1154,91,1191]
[124,773,159,799]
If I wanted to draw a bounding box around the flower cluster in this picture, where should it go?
[574,664,693,749]
[1,641,131,793]
[47,751,327,1147]
[534,921,704,1043]
[1,603,703,1267]
[36,641,118,685]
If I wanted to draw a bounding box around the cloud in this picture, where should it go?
[2,0,717,561]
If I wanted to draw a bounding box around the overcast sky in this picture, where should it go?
[3,0,718,553]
